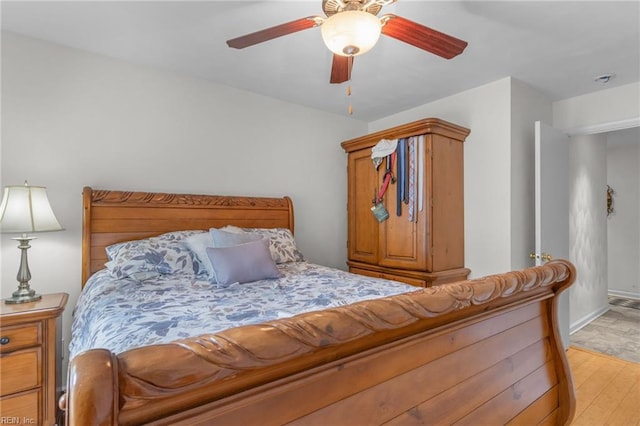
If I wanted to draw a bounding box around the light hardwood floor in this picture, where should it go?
[567,346,640,425]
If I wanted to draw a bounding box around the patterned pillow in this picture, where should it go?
[106,230,204,279]
[222,226,305,264]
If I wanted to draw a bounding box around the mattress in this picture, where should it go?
[69,261,415,359]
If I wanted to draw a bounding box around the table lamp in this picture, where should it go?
[0,181,64,304]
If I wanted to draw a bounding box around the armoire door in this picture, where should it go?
[346,148,379,264]
[376,132,465,273]
[377,139,428,271]
[429,133,465,272]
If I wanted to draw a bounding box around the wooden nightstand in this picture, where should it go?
[0,293,68,426]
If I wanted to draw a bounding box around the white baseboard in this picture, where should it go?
[608,289,640,301]
[570,305,610,335]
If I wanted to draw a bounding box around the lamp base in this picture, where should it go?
[5,287,42,304]
[4,235,41,304]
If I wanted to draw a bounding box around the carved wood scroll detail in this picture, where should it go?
[91,189,290,208]
[111,260,575,419]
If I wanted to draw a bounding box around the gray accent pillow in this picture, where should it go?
[205,239,281,286]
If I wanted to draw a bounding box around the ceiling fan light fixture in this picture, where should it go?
[321,11,382,57]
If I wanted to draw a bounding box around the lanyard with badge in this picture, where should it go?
[370,139,397,223]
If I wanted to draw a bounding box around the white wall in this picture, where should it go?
[0,32,367,373]
[0,35,557,382]
[510,79,553,271]
[3,30,639,377]
[553,82,640,134]
[553,84,640,332]
[369,77,554,277]
[569,134,609,331]
[607,128,640,299]
[368,78,513,278]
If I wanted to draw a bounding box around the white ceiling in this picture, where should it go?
[2,1,638,122]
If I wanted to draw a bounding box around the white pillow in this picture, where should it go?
[183,232,214,277]
[210,228,261,247]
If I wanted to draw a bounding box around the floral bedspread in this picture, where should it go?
[69,262,416,359]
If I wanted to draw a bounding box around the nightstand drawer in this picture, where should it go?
[0,347,42,395]
[0,293,67,426]
[0,388,41,424]
[0,322,41,353]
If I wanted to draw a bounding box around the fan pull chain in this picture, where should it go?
[347,55,353,115]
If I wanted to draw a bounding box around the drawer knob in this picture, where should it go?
[0,336,9,345]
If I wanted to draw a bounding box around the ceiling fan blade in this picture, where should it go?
[381,14,467,59]
[227,17,321,49]
[330,54,354,84]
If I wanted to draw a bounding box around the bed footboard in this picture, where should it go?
[64,260,576,426]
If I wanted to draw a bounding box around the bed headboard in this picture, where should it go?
[81,187,294,285]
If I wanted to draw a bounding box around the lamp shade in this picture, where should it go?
[321,11,382,56]
[0,183,64,234]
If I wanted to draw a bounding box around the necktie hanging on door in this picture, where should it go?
[403,140,409,205]
[396,138,406,216]
[418,135,424,212]
[408,137,416,222]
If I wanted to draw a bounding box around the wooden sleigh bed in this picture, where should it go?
[63,187,577,426]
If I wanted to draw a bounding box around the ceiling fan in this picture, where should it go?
[226,0,468,84]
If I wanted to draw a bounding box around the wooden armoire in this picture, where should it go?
[341,118,470,287]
